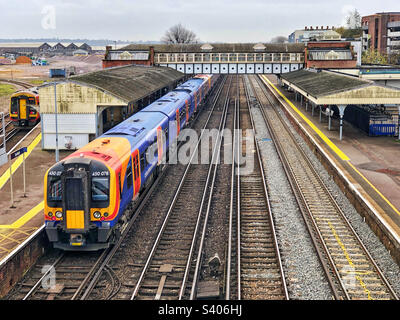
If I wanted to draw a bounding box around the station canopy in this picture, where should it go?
[280,69,400,105]
[68,64,185,103]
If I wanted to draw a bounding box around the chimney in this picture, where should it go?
[316,26,319,30]
[305,26,308,30]
[326,26,329,30]
[321,26,323,30]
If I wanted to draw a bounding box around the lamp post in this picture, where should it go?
[54,82,59,162]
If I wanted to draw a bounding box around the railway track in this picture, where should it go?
[13,251,106,300]
[250,75,398,301]
[0,79,32,90]
[5,76,227,301]
[225,76,288,300]
[129,76,233,300]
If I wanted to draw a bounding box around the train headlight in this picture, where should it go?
[48,212,53,217]
[55,211,63,219]
[93,211,101,219]
[104,212,109,218]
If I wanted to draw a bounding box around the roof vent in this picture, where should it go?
[201,44,214,51]
[253,43,266,51]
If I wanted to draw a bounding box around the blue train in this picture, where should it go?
[44,74,219,250]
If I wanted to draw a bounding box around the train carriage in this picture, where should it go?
[9,88,40,128]
[44,75,219,250]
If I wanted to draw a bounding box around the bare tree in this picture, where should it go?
[161,24,199,44]
[346,9,361,29]
[270,36,288,44]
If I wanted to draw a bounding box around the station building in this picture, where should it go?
[305,42,359,69]
[103,43,306,74]
[38,64,186,150]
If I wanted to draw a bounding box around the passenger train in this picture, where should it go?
[44,74,219,250]
[9,88,40,128]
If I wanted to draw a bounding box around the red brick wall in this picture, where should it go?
[306,60,357,69]
[362,13,400,53]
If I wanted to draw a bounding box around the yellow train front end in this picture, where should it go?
[10,91,40,128]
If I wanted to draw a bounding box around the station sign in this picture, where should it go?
[10,147,27,160]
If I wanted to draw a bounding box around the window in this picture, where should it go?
[48,176,62,201]
[221,53,228,62]
[194,54,202,62]
[10,98,18,114]
[66,179,84,210]
[92,177,109,201]
[264,53,272,62]
[133,154,140,180]
[140,151,147,172]
[126,160,133,189]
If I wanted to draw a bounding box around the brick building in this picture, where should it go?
[362,12,400,54]
[305,42,358,69]
[102,46,155,68]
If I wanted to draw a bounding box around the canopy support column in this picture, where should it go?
[398,105,400,140]
[319,105,321,122]
[338,105,347,141]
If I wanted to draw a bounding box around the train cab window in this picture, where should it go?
[10,98,18,114]
[48,176,62,202]
[126,160,133,189]
[92,177,109,201]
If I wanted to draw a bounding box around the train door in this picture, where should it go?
[132,150,141,196]
[185,100,189,122]
[19,98,27,120]
[194,92,197,112]
[156,126,163,165]
[176,109,180,135]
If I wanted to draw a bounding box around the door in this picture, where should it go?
[132,150,141,196]
[19,98,27,120]
[157,126,163,165]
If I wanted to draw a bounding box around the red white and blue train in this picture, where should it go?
[44,74,219,250]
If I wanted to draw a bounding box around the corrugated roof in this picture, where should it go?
[280,69,370,98]
[120,43,305,53]
[68,64,185,103]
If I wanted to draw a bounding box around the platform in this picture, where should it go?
[0,127,71,261]
[261,74,400,248]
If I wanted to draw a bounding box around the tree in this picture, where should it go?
[161,24,199,44]
[346,9,361,29]
[270,36,288,44]
[362,49,388,65]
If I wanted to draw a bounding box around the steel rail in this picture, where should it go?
[81,76,228,301]
[187,76,234,300]
[225,76,239,300]
[255,75,399,300]
[243,75,289,300]
[130,76,231,300]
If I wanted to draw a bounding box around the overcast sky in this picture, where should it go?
[0,0,399,42]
